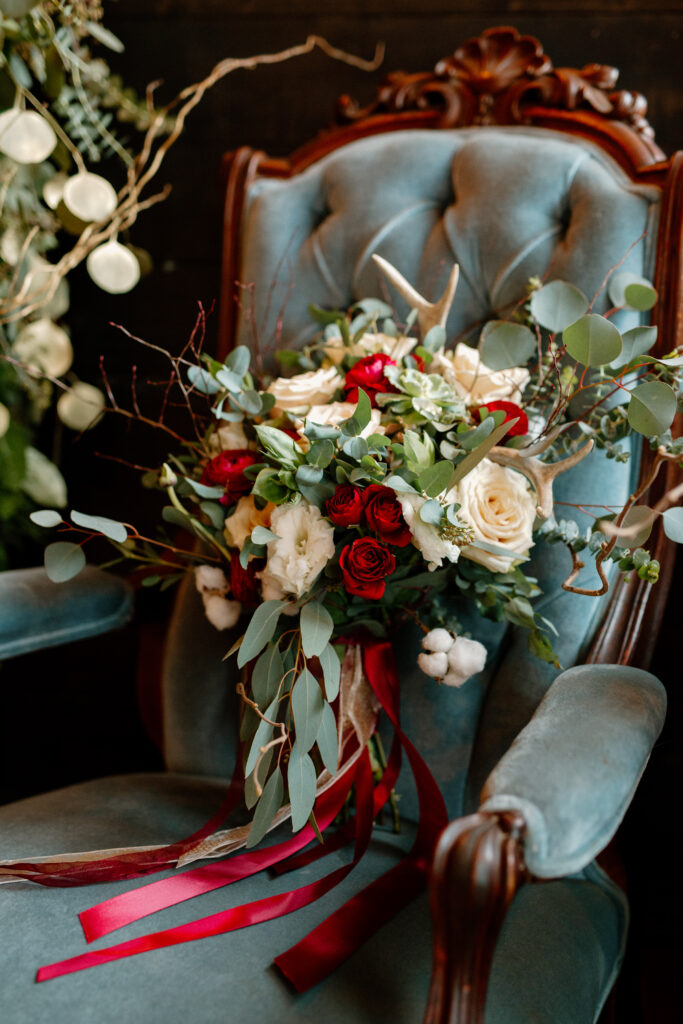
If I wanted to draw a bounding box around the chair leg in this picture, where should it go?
[423,811,527,1024]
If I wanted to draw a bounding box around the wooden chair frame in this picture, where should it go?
[217,27,682,1023]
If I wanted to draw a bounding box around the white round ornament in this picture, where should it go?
[43,172,68,211]
[57,381,105,431]
[0,402,10,439]
[86,241,140,294]
[0,109,57,164]
[62,172,118,223]
[13,318,73,377]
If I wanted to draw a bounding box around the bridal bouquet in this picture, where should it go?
[29,254,683,849]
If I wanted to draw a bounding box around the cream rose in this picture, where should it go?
[295,401,386,440]
[455,458,536,573]
[224,496,273,550]
[258,500,335,600]
[433,342,529,406]
[209,420,256,453]
[323,331,416,365]
[397,492,461,571]
[267,366,341,413]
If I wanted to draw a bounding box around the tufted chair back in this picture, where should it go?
[162,38,681,817]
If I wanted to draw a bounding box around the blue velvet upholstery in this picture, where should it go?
[0,124,667,1023]
[0,567,133,661]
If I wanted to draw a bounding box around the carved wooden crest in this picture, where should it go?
[337,26,654,140]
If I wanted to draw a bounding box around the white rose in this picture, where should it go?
[397,492,461,571]
[443,636,488,687]
[267,366,341,413]
[295,401,386,440]
[224,496,273,550]
[209,420,256,453]
[432,343,529,406]
[258,500,335,600]
[323,331,416,365]
[455,458,536,573]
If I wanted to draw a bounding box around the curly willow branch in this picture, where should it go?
[0,36,384,326]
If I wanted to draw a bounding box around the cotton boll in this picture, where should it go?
[417,651,449,679]
[194,565,229,595]
[421,628,454,654]
[442,636,487,687]
[202,594,241,631]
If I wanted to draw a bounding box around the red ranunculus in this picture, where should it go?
[474,401,528,439]
[229,555,261,607]
[325,484,364,527]
[362,484,411,547]
[201,449,257,504]
[344,353,397,407]
[339,537,396,599]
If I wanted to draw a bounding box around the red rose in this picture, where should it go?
[344,353,397,407]
[474,401,528,439]
[229,555,261,607]
[201,449,257,504]
[339,537,396,600]
[362,484,411,547]
[325,484,364,527]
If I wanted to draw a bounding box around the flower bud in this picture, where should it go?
[159,463,178,488]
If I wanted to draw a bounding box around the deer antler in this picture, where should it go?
[488,439,595,519]
[372,253,459,336]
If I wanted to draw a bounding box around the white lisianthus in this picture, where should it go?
[267,366,341,412]
[194,565,241,631]
[397,492,461,571]
[432,343,529,406]
[418,628,487,688]
[455,458,536,573]
[209,420,256,453]
[258,500,335,600]
[295,401,386,440]
[224,496,273,550]
[323,331,416,365]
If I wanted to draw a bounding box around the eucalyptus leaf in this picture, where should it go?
[239,389,263,415]
[354,297,394,318]
[245,697,278,776]
[307,439,336,468]
[419,498,443,525]
[480,321,536,370]
[384,475,418,493]
[246,767,283,848]
[563,315,622,366]
[255,424,303,468]
[225,345,251,377]
[251,526,279,545]
[450,417,518,486]
[287,745,317,832]
[610,325,658,368]
[245,748,273,810]
[187,365,221,395]
[620,505,654,548]
[662,506,683,543]
[252,644,285,706]
[530,280,588,333]
[300,601,334,657]
[627,381,677,436]
[304,420,341,442]
[418,460,453,498]
[291,668,325,752]
[296,465,324,488]
[199,501,225,530]
[71,510,127,543]
[608,271,657,310]
[162,506,193,530]
[342,436,369,461]
[184,478,225,499]
[316,701,339,774]
[319,643,342,701]
[423,325,446,352]
[456,416,495,451]
[29,509,63,528]
[237,601,285,667]
[44,541,86,583]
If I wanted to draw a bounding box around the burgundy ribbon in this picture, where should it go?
[35,639,449,991]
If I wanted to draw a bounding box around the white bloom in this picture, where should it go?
[295,401,386,440]
[195,565,229,595]
[13,318,73,378]
[455,458,536,573]
[397,492,461,571]
[224,496,273,550]
[417,651,449,678]
[422,627,454,654]
[209,420,256,453]
[323,331,416,365]
[56,381,105,431]
[258,500,335,600]
[0,403,9,439]
[20,447,67,507]
[443,636,487,687]
[267,366,341,412]
[432,343,529,406]
[203,594,242,631]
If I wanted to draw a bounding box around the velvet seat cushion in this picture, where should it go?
[0,773,626,1024]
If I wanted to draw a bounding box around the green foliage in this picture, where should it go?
[530,280,589,333]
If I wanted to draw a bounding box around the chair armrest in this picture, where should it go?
[479,663,666,878]
[0,567,134,660]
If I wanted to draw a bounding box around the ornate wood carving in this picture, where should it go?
[423,811,527,1024]
[336,26,656,145]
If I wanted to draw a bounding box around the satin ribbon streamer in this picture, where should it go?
[35,640,449,990]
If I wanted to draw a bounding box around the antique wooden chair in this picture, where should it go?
[0,27,680,1024]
